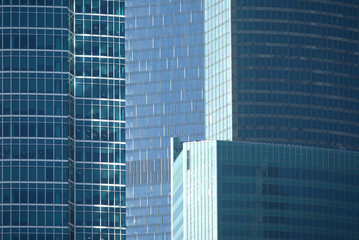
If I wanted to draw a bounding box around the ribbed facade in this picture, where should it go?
[125,0,205,238]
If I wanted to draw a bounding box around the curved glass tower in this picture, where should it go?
[68,0,126,239]
[0,0,69,239]
[1,0,125,239]
[205,0,359,151]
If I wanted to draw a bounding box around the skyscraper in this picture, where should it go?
[205,0,359,149]
[1,1,69,239]
[68,0,126,239]
[126,0,205,238]
[172,139,359,240]
[0,0,126,239]
[172,0,359,239]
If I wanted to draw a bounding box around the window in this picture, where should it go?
[186,150,190,170]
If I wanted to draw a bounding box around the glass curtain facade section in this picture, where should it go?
[172,140,359,240]
[171,140,218,240]
[126,0,205,239]
[0,1,69,239]
[216,141,359,239]
[231,0,359,150]
[170,138,184,240]
[204,0,232,141]
[204,0,359,151]
[171,150,184,240]
[67,0,126,239]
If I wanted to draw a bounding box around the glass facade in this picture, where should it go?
[205,0,359,151]
[171,139,218,240]
[172,140,359,240]
[68,0,126,239]
[0,1,69,239]
[173,1,359,239]
[170,138,184,240]
[204,0,232,141]
[126,0,205,239]
[1,0,125,239]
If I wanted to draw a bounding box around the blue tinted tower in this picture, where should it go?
[68,0,126,239]
[171,0,359,239]
[172,140,359,240]
[205,0,359,151]
[126,0,205,238]
[0,0,126,239]
[0,0,69,239]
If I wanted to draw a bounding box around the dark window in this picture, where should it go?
[186,150,190,170]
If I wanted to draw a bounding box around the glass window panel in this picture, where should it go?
[92,0,99,13]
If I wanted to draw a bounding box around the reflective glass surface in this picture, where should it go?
[172,140,359,240]
[126,0,205,239]
[172,140,217,240]
[0,1,69,239]
[204,0,232,141]
[205,0,359,151]
[217,141,359,240]
[67,0,126,239]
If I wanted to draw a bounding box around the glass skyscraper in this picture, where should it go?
[68,0,125,239]
[205,0,359,151]
[0,0,125,239]
[0,1,69,239]
[126,0,205,239]
[172,0,359,239]
[172,140,359,240]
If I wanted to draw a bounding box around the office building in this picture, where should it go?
[172,0,359,239]
[205,0,359,150]
[172,140,359,239]
[0,0,126,239]
[67,0,126,239]
[0,1,69,239]
[125,0,205,239]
